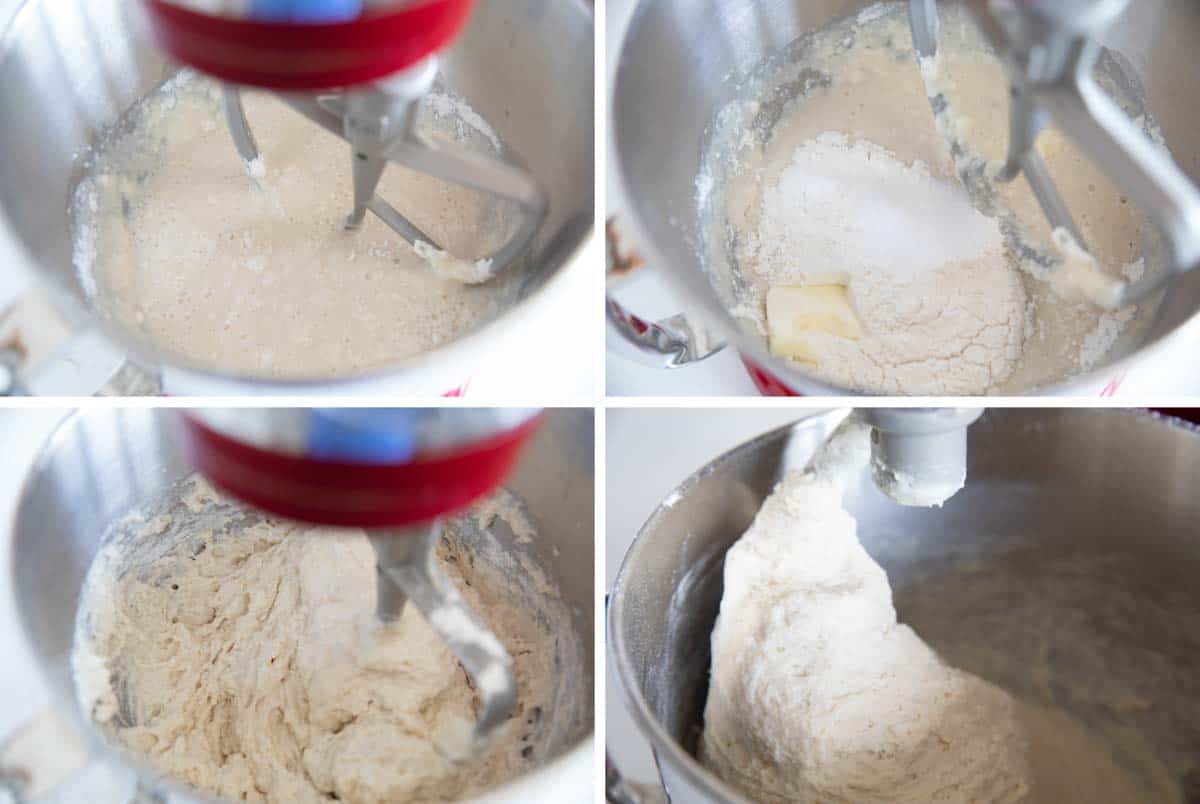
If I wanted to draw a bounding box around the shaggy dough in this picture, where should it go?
[700,419,1178,803]
[73,478,565,804]
[72,73,512,379]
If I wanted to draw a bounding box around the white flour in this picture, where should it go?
[701,420,1180,803]
[1078,258,1145,371]
[752,134,1026,393]
[423,91,504,153]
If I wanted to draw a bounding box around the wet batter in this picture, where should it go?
[72,73,512,380]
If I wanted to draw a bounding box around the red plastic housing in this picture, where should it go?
[142,0,473,90]
[740,355,802,397]
[180,412,541,529]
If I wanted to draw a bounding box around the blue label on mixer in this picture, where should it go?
[249,0,363,23]
[306,409,420,463]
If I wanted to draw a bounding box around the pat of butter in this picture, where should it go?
[1049,227,1124,310]
[766,284,863,362]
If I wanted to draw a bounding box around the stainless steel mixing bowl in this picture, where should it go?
[0,0,593,395]
[612,0,1200,396]
[10,407,594,803]
[609,409,1200,802]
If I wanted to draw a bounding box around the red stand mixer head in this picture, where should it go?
[139,0,547,289]
[179,409,542,528]
[176,409,543,742]
[141,0,474,91]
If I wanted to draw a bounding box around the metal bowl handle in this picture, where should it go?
[606,297,724,369]
[0,292,158,397]
[0,710,163,804]
[605,219,724,369]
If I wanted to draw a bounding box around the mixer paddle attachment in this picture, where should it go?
[221,57,548,283]
[909,0,1200,307]
[369,522,517,743]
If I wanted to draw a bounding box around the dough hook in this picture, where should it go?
[909,0,1200,307]
[178,408,543,743]
[142,0,548,282]
[371,523,516,738]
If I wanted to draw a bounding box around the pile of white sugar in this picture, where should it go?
[759,133,1005,279]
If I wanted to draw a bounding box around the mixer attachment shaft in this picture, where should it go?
[370,523,517,742]
[221,59,547,282]
[909,0,1200,307]
[910,0,1085,247]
